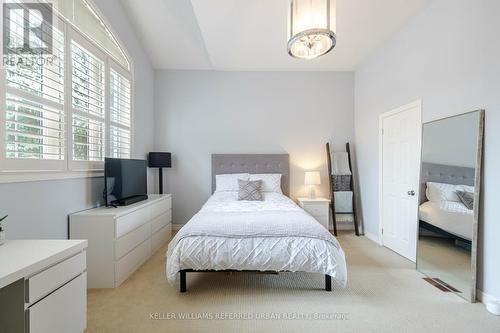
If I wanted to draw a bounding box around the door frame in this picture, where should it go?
[378,99,422,260]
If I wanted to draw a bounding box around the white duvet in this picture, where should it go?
[419,201,473,240]
[166,192,347,287]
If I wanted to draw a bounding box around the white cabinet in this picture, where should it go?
[297,197,330,230]
[27,273,87,333]
[69,194,172,288]
[0,240,88,333]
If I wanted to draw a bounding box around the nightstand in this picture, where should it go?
[297,197,330,230]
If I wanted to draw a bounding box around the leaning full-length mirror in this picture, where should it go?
[417,110,484,302]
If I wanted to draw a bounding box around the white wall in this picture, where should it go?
[354,0,500,299]
[0,0,155,239]
[155,70,354,225]
[422,111,480,168]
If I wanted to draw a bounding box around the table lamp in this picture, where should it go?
[305,171,321,199]
[148,152,171,194]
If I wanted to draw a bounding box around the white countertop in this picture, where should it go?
[70,194,171,217]
[0,240,88,289]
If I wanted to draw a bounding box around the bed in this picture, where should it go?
[419,201,473,240]
[166,154,347,292]
[418,163,475,242]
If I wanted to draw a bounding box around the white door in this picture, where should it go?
[380,100,421,262]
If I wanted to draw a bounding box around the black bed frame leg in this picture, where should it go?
[180,270,187,293]
[325,275,332,291]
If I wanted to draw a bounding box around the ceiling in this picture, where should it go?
[120,0,430,71]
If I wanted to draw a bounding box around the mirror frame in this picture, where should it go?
[416,109,484,302]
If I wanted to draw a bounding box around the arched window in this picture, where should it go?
[53,0,130,70]
[1,0,132,177]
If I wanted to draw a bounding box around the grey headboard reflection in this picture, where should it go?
[211,154,290,196]
[420,162,475,204]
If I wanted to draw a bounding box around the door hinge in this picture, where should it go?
[381,228,384,235]
[382,128,384,135]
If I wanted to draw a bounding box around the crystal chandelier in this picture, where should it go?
[287,0,336,59]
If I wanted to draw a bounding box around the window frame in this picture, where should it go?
[0,1,133,182]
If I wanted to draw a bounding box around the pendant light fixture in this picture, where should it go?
[287,0,336,59]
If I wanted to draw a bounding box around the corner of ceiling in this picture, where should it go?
[188,0,214,70]
[351,0,432,76]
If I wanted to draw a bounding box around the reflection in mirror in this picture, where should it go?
[417,110,484,302]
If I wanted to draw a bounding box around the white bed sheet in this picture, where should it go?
[166,192,347,287]
[419,201,473,240]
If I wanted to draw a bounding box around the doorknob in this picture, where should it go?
[407,190,415,196]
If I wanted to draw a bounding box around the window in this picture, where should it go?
[1,0,132,175]
[109,68,131,158]
[3,11,66,171]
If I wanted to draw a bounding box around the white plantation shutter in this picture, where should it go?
[70,39,105,168]
[72,115,104,161]
[2,13,66,171]
[5,9,65,105]
[5,95,65,160]
[109,67,131,158]
[110,125,130,158]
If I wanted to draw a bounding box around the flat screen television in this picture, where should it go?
[104,158,148,207]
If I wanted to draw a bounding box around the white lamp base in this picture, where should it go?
[308,186,316,199]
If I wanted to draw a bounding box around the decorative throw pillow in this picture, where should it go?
[456,190,474,210]
[238,179,263,201]
[249,174,282,193]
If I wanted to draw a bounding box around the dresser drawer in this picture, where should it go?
[115,207,152,238]
[115,239,151,286]
[115,222,151,260]
[26,251,86,304]
[152,224,171,253]
[151,197,172,219]
[151,210,171,234]
[27,273,86,333]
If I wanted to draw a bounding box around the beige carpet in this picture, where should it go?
[87,232,500,333]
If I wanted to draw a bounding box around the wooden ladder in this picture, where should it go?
[326,142,360,236]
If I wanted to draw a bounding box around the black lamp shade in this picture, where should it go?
[148,152,171,168]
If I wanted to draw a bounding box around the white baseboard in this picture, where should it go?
[364,231,382,245]
[477,289,499,305]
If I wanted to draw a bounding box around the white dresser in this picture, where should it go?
[69,194,172,288]
[297,197,330,230]
[0,240,88,333]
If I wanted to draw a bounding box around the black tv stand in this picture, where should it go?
[112,195,148,207]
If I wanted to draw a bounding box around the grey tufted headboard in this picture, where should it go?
[420,162,475,204]
[211,154,290,196]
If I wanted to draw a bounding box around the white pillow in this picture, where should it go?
[459,184,475,193]
[249,173,282,193]
[215,173,250,192]
[426,182,474,202]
